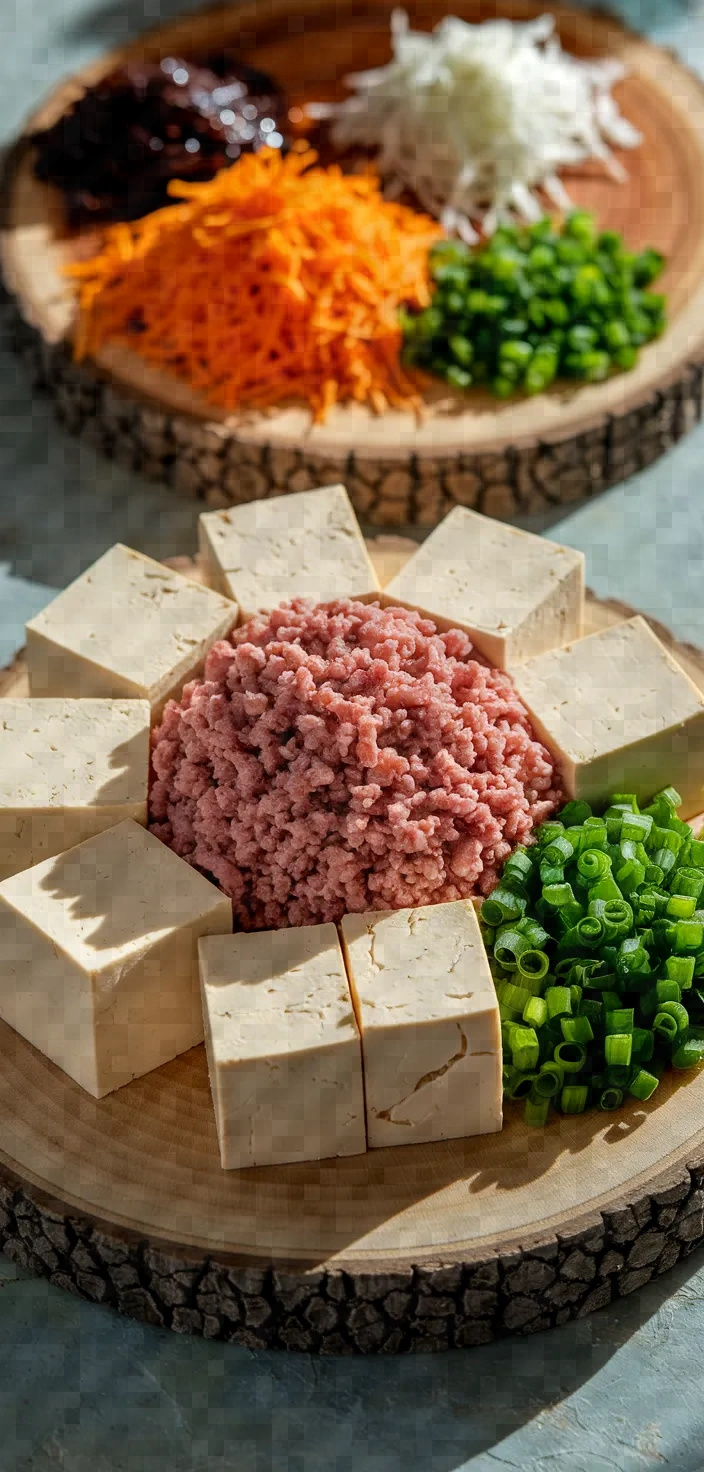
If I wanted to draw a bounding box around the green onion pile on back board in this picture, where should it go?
[401,211,666,397]
[480,787,704,1124]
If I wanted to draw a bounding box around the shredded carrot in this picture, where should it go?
[67,147,442,421]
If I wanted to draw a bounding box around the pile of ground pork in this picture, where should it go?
[149,598,561,930]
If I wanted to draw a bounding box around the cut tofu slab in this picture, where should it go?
[0,819,232,1098]
[198,484,380,617]
[199,925,366,1170]
[340,900,502,1150]
[25,544,237,711]
[0,698,150,881]
[384,506,584,667]
[512,615,704,818]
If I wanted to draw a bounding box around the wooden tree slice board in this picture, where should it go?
[3,0,704,527]
[2,539,704,1353]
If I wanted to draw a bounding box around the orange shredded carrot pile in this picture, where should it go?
[68,146,442,420]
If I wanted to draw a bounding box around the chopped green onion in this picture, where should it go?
[557,900,586,930]
[521,971,550,997]
[620,812,653,842]
[631,1027,654,1062]
[543,835,575,868]
[560,1084,589,1114]
[580,998,604,1032]
[574,915,605,948]
[669,868,704,901]
[516,949,550,982]
[656,785,683,812]
[525,1094,551,1126]
[606,1063,631,1088]
[516,916,550,948]
[489,787,702,1126]
[561,1014,594,1045]
[543,881,576,908]
[588,897,632,939]
[577,850,611,883]
[656,1000,689,1033]
[653,847,677,876]
[686,838,704,870]
[533,1063,563,1097]
[503,1067,537,1100]
[658,827,686,855]
[560,800,593,826]
[674,920,703,953]
[545,986,572,1021]
[604,1033,633,1067]
[656,977,681,1005]
[616,937,650,979]
[616,858,646,895]
[553,1040,587,1073]
[604,1006,634,1035]
[671,1037,704,1069]
[612,794,640,812]
[537,821,565,847]
[644,863,665,888]
[628,1069,659,1102]
[523,995,548,1029]
[499,980,532,1012]
[588,874,623,903]
[510,1025,540,1071]
[480,897,504,927]
[482,885,527,924]
[666,894,697,920]
[494,929,530,967]
[653,1010,679,1042]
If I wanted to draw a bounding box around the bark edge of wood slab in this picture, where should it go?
[1,558,704,1352]
[3,0,704,527]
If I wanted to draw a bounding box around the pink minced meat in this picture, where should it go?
[149,598,561,929]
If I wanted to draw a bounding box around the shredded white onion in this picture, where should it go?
[309,11,641,236]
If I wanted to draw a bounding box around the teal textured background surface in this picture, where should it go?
[3,0,704,1466]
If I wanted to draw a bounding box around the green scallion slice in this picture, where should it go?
[560,1084,589,1114]
[525,1094,551,1126]
[488,787,703,1126]
[628,1069,659,1102]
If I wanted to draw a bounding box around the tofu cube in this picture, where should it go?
[513,615,704,818]
[340,900,502,1149]
[199,925,367,1170]
[384,506,584,667]
[0,819,232,1097]
[25,544,237,711]
[198,484,380,617]
[0,698,150,880]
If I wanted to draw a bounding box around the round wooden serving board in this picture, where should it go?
[2,539,704,1353]
[3,0,704,528]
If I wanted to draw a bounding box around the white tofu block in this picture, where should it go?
[25,544,237,711]
[0,698,150,880]
[0,819,232,1098]
[384,506,584,667]
[198,484,380,616]
[340,900,502,1150]
[199,925,367,1170]
[513,615,704,818]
